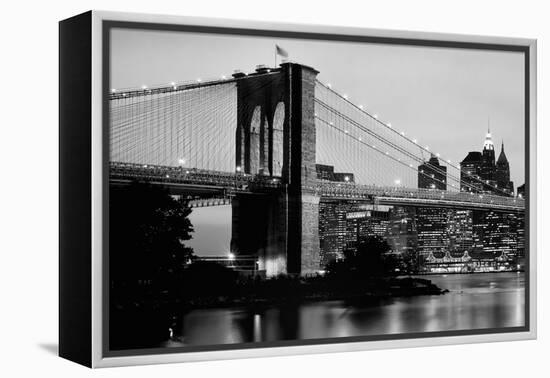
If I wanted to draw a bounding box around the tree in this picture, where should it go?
[109,182,195,291]
[109,182,195,349]
[326,235,395,279]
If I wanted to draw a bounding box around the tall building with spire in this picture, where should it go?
[480,126,497,187]
[496,141,514,195]
[460,126,512,196]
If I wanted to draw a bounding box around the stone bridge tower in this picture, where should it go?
[230,62,320,277]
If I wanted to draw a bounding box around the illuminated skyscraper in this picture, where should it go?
[345,208,391,252]
[471,210,519,270]
[418,154,447,190]
[460,151,484,192]
[417,155,449,268]
[480,127,496,186]
[319,201,353,267]
[386,206,417,256]
[416,208,449,264]
[447,210,474,258]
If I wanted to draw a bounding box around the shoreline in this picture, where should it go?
[169,276,448,311]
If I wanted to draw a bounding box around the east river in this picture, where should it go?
[165,272,525,347]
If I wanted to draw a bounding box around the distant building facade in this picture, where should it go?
[345,208,391,252]
[460,151,484,192]
[316,164,354,183]
[418,154,447,190]
[386,206,417,257]
[318,201,354,266]
[495,142,514,195]
[416,154,449,264]
[517,183,525,198]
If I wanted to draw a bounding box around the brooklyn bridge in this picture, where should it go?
[109,62,525,277]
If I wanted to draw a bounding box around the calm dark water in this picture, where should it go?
[163,272,525,347]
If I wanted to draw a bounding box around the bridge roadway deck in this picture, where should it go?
[109,162,525,212]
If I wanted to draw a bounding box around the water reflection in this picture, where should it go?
[168,272,525,347]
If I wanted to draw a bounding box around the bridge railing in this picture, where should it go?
[109,162,282,191]
[314,180,525,211]
[109,162,524,211]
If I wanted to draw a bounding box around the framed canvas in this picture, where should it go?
[59,10,537,368]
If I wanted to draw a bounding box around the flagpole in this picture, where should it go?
[274,45,277,68]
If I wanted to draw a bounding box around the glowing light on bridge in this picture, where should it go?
[373,114,378,119]
[111,88,116,93]
[141,85,148,90]
[343,94,348,99]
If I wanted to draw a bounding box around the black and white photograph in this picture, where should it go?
[3,0,550,374]
[105,22,529,354]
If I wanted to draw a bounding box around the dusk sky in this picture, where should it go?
[110,28,526,256]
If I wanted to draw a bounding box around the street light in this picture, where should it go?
[236,166,242,173]
[394,179,401,186]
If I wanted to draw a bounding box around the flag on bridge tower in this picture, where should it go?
[276,44,289,58]
[275,44,289,66]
